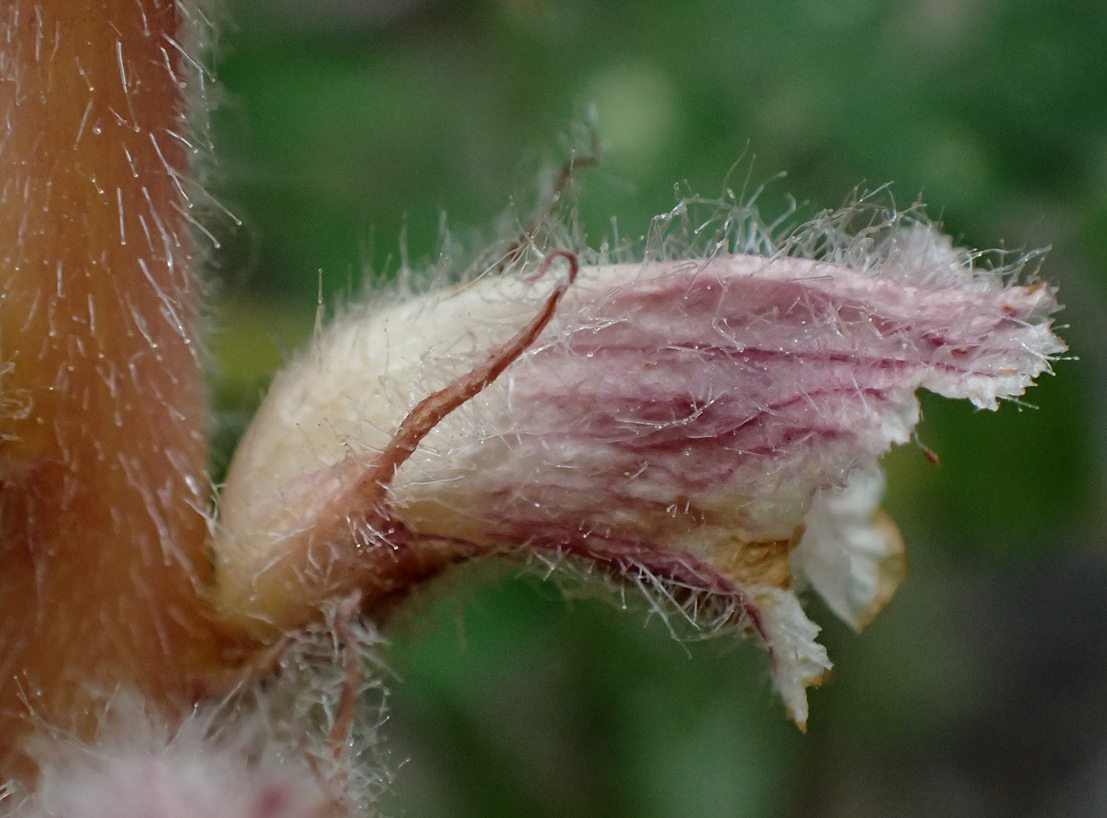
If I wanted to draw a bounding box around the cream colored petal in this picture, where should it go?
[791,467,906,631]
[752,587,831,730]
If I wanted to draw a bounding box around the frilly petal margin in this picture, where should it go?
[212,211,1064,725]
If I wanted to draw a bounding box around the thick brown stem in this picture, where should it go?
[0,0,223,776]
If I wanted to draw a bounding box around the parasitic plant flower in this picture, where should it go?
[0,0,1065,806]
[11,699,333,818]
[213,199,1065,729]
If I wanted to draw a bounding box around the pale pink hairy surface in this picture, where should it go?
[7,609,390,818]
[215,212,1063,725]
[9,700,332,818]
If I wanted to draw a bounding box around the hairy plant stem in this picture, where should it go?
[0,0,226,777]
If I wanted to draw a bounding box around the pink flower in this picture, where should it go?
[214,202,1064,728]
[11,699,332,818]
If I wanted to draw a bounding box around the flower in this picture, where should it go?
[213,199,1064,728]
[9,698,332,818]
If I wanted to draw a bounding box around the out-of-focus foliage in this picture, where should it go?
[209,1,1107,815]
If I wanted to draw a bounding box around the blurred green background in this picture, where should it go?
[206,1,1107,815]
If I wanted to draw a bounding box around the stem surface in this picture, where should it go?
[0,0,222,776]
